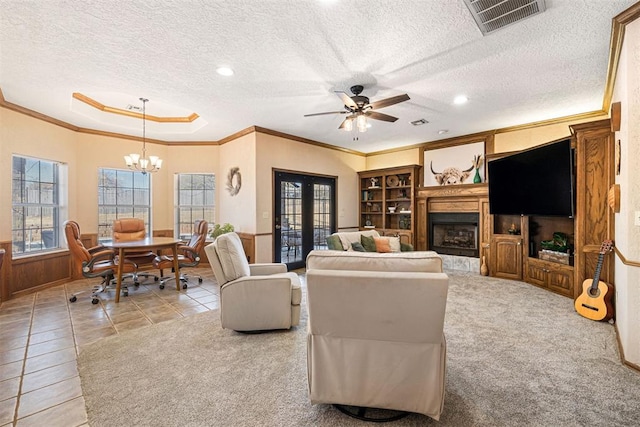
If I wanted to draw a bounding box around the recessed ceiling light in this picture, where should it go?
[438,130,449,135]
[454,95,468,105]
[216,67,234,76]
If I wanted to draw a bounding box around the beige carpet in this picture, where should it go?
[78,271,640,426]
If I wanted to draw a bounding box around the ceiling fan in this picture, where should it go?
[304,85,410,132]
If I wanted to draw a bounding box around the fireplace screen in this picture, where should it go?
[428,213,479,257]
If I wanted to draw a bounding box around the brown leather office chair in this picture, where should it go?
[64,220,136,304]
[153,220,208,289]
[112,218,159,284]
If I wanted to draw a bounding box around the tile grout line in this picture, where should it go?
[12,294,36,426]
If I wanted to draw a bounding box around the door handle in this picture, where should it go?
[275,225,281,230]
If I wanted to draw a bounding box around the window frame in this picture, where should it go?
[11,155,66,256]
[97,168,152,243]
[175,173,215,239]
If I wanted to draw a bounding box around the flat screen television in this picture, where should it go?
[488,138,575,217]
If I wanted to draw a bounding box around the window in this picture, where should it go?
[175,173,215,239]
[12,155,64,255]
[98,169,151,242]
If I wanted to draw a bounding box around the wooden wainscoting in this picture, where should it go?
[0,241,72,301]
[237,232,256,264]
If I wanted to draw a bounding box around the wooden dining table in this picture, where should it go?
[103,237,182,303]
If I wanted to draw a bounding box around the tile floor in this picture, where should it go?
[0,267,221,427]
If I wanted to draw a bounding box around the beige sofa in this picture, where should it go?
[328,229,413,252]
[205,232,301,331]
[305,250,448,420]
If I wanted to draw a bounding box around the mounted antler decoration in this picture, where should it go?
[226,167,242,196]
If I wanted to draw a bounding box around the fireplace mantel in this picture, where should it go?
[415,184,490,258]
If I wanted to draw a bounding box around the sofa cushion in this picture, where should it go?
[374,236,391,253]
[326,234,344,250]
[306,250,443,273]
[336,230,380,252]
[360,235,377,252]
[401,242,414,252]
[351,242,366,252]
[214,232,250,282]
[374,236,401,253]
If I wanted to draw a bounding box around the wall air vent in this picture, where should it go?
[463,0,546,35]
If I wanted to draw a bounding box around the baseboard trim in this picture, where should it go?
[614,322,640,373]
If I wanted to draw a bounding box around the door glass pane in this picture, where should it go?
[280,181,303,264]
[313,183,332,250]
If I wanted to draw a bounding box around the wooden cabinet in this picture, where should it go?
[525,258,574,297]
[486,119,614,299]
[490,214,523,279]
[572,120,615,299]
[358,165,420,246]
[491,235,523,280]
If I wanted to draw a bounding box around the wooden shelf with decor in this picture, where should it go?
[358,165,421,246]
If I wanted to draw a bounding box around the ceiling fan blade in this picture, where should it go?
[304,111,346,117]
[369,93,410,110]
[366,111,398,122]
[335,91,358,109]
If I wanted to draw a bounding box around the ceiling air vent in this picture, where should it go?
[463,0,546,35]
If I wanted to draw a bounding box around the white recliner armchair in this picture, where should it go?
[305,250,448,421]
[205,232,301,331]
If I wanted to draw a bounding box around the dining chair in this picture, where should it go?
[64,220,136,304]
[112,218,159,284]
[153,219,209,289]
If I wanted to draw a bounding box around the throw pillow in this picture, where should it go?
[326,234,344,251]
[351,242,366,252]
[400,242,414,252]
[373,236,392,253]
[388,236,401,253]
[361,235,377,252]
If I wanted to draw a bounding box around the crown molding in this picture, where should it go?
[603,2,640,113]
[72,92,199,123]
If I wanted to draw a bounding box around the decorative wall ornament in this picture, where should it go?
[430,161,474,185]
[226,167,242,196]
[423,141,485,186]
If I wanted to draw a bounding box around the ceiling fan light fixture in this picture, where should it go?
[356,114,367,132]
[343,118,353,132]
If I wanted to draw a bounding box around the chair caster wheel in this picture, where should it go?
[159,284,165,289]
[134,282,140,287]
[198,278,203,283]
[155,277,159,281]
[183,283,188,289]
[91,298,99,304]
[69,296,77,303]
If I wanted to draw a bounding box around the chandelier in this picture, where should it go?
[124,97,162,174]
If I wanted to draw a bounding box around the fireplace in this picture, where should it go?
[428,212,479,257]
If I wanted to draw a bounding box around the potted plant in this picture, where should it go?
[210,223,235,240]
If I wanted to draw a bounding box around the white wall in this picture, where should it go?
[611,17,640,366]
[218,133,257,234]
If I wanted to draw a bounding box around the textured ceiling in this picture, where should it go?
[0,0,635,153]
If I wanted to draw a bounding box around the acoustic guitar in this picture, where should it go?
[574,240,614,321]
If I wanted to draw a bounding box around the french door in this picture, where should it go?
[274,171,336,270]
